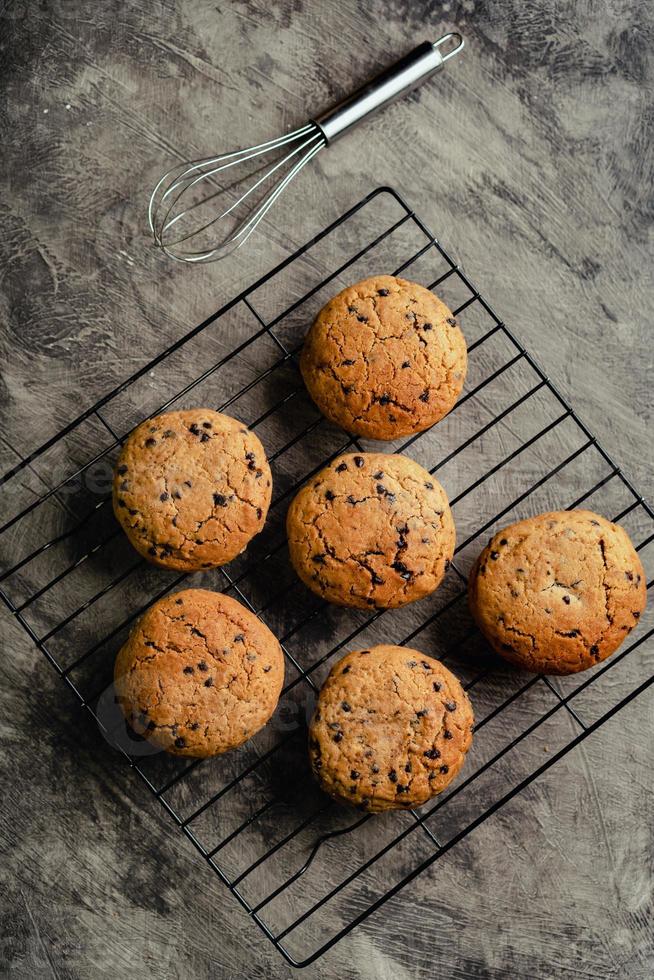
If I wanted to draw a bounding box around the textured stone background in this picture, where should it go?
[0,0,652,977]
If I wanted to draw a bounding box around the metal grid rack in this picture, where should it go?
[1,187,652,968]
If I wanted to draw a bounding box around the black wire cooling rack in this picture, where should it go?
[1,187,652,967]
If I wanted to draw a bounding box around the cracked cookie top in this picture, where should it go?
[299,275,467,440]
[309,645,474,812]
[286,452,455,609]
[113,409,272,572]
[114,589,285,757]
[468,509,647,675]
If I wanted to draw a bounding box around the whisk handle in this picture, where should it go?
[312,33,464,144]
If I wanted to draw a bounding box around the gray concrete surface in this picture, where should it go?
[0,1,652,978]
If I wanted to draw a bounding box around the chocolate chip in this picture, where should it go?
[184,480,192,488]
[626,571,634,581]
[341,700,351,712]
[202,421,212,429]
[563,595,571,605]
[354,456,364,468]
[120,480,129,491]
[424,482,434,490]
[424,748,441,759]
[377,288,389,296]
[374,471,385,480]
[144,640,155,648]
[439,765,449,774]
[396,784,408,794]
[342,358,355,366]
[590,644,600,656]
[189,722,199,731]
[444,729,453,739]
[163,430,175,439]
[371,763,380,773]
[372,573,384,585]
[148,546,157,556]
[256,507,263,519]
[500,538,508,546]
[397,536,407,550]
[433,681,441,692]
[633,610,641,619]
[200,432,210,442]
[204,677,213,687]
[350,769,360,779]
[407,660,417,668]
[446,317,457,326]
[490,551,500,560]
[234,634,245,643]
[175,598,183,605]
[117,465,128,475]
[347,495,357,505]
[175,736,186,748]
[197,661,208,671]
[590,519,600,526]
[189,424,200,435]
[342,665,350,674]
[263,665,271,673]
[401,360,410,368]
[312,553,326,564]
[145,438,156,447]
[159,492,169,501]
[325,490,335,501]
[213,493,228,507]
[419,389,429,402]
[333,731,343,743]
[404,762,412,773]
[392,560,411,580]
[416,708,429,718]
[183,666,194,675]
[173,490,182,500]
[357,314,368,323]
[378,394,390,406]
[445,701,457,712]
[388,769,398,783]
[247,459,257,471]
[360,650,371,655]
[347,305,357,314]
[423,322,432,331]
[129,508,138,516]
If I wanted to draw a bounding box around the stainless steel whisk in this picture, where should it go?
[148,33,464,264]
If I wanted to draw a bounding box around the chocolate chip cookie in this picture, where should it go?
[300,275,467,440]
[114,589,285,757]
[309,645,474,812]
[286,452,455,609]
[468,509,647,675]
[113,409,272,572]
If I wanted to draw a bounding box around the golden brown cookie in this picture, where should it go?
[309,645,474,812]
[114,589,285,757]
[113,409,272,572]
[286,452,455,609]
[468,509,647,675]
[300,275,467,440]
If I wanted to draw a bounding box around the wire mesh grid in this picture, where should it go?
[0,186,652,967]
